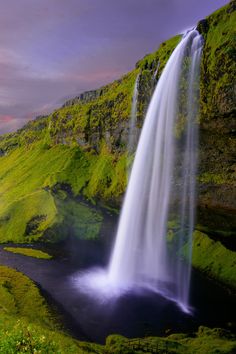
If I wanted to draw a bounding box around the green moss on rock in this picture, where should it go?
[190,230,236,290]
[105,327,236,354]
[3,247,52,259]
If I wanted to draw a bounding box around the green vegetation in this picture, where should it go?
[0,143,105,242]
[197,2,236,198]
[199,2,236,120]
[105,327,236,354]
[3,247,52,259]
[0,265,53,326]
[0,265,103,353]
[189,231,236,290]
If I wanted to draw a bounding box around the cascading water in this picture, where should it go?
[73,29,203,314]
[127,73,140,157]
[108,29,203,312]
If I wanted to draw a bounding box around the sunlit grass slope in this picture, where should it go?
[0,143,107,242]
[3,247,52,259]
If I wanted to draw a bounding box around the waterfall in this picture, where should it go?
[153,60,160,80]
[127,73,140,157]
[108,29,203,312]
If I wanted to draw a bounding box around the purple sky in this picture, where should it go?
[0,0,229,134]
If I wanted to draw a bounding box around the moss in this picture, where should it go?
[105,328,236,354]
[0,190,57,243]
[0,266,54,326]
[52,196,103,241]
[3,247,52,259]
[199,2,236,119]
[0,139,124,243]
[136,35,181,74]
[188,231,236,290]
[198,172,231,185]
[0,266,103,353]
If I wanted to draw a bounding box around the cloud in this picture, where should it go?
[0,115,27,134]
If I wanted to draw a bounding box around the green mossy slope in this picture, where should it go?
[191,231,236,291]
[3,247,52,259]
[0,265,102,353]
[0,143,105,242]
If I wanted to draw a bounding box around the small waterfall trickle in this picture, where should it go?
[108,29,203,312]
[127,73,140,158]
[153,60,160,80]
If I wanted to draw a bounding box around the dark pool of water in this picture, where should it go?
[0,235,235,344]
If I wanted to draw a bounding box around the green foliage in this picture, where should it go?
[3,247,52,259]
[53,196,103,241]
[198,172,231,185]
[0,190,57,243]
[0,266,53,326]
[136,35,181,74]
[105,328,236,354]
[0,143,103,243]
[187,231,236,290]
[199,3,236,119]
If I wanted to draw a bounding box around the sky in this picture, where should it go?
[0,0,230,134]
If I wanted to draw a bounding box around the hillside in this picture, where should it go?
[0,1,235,290]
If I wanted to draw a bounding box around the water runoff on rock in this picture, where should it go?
[108,29,203,313]
[128,73,140,156]
[73,29,203,314]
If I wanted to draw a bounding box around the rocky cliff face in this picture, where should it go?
[197,1,236,235]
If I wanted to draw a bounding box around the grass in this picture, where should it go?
[0,265,103,353]
[0,143,105,243]
[0,266,54,327]
[3,247,52,259]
